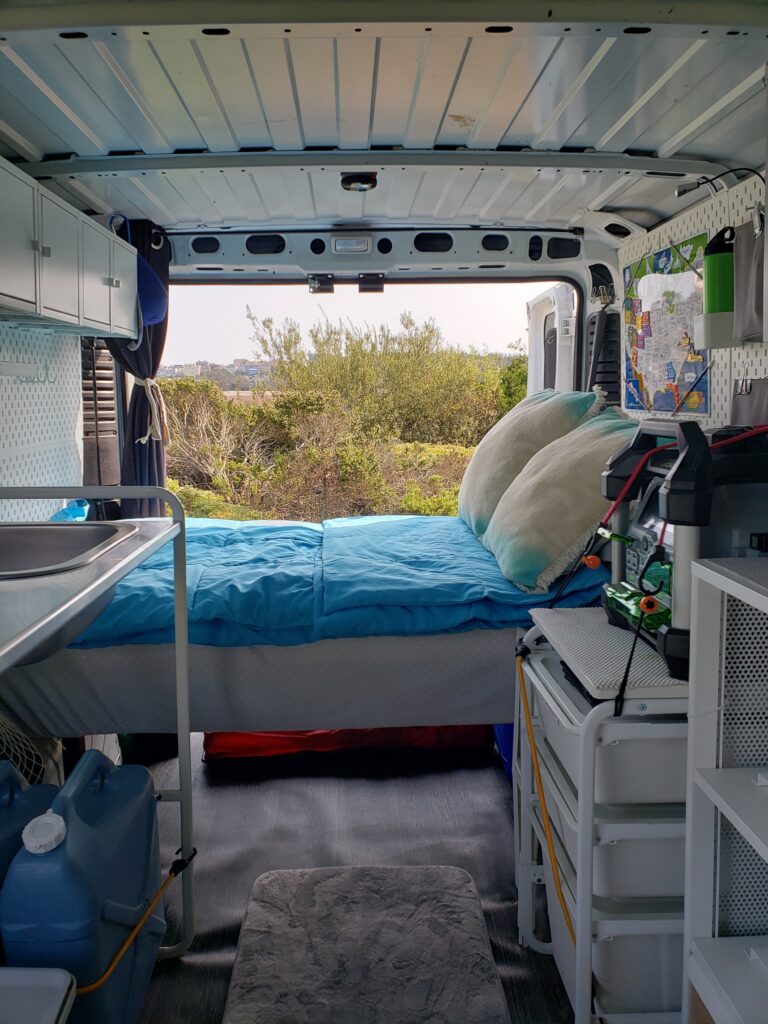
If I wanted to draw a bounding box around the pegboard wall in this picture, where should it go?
[618,176,767,428]
[0,326,83,521]
[716,593,768,937]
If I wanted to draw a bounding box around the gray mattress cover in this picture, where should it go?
[2,629,518,736]
[223,866,511,1024]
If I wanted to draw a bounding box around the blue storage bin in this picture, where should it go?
[493,723,514,782]
[0,762,58,885]
[0,751,165,1024]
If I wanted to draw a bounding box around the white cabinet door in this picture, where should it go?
[81,220,112,328]
[40,193,80,321]
[0,162,38,310]
[110,239,138,336]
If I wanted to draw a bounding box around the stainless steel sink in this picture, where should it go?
[0,522,138,580]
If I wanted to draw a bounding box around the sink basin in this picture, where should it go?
[0,522,138,580]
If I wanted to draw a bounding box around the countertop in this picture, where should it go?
[0,519,180,676]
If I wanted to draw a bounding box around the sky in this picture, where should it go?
[162,281,557,365]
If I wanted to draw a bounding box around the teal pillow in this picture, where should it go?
[483,409,637,593]
[458,388,605,539]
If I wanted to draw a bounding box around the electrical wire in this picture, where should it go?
[76,848,196,997]
[516,653,576,946]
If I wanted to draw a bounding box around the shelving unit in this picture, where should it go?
[684,559,768,1024]
[514,608,689,1024]
[0,486,194,960]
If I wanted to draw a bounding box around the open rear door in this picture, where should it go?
[526,284,577,395]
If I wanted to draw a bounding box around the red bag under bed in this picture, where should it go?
[203,726,494,759]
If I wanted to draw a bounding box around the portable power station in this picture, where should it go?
[601,420,768,679]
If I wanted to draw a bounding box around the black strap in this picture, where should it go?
[614,611,645,717]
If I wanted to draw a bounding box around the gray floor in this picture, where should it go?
[140,735,572,1024]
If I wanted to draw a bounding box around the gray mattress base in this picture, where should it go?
[223,866,511,1024]
[1,629,519,736]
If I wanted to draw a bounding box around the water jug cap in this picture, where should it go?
[22,811,67,855]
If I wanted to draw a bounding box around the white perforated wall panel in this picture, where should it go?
[0,326,83,521]
[715,594,768,937]
[619,177,768,428]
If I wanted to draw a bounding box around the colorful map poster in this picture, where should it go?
[622,232,708,413]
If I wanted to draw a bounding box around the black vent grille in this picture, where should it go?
[584,310,621,405]
[81,339,120,486]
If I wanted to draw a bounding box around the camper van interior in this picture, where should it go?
[1,3,768,1022]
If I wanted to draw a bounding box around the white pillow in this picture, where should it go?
[458,388,605,539]
[483,410,637,593]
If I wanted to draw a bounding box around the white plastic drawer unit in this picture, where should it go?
[538,766,685,899]
[0,161,38,311]
[39,193,80,322]
[525,650,687,804]
[542,852,683,1018]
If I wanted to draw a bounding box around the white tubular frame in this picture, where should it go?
[514,649,688,1024]
[0,485,194,958]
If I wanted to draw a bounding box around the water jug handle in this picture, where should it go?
[52,750,114,821]
[0,762,26,807]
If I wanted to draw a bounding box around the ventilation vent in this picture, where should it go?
[605,223,633,239]
[547,236,581,259]
[528,235,543,261]
[377,237,393,254]
[481,234,508,252]
[414,232,453,253]
[191,236,220,254]
[245,234,286,255]
[81,339,120,487]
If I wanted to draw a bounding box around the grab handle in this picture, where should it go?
[52,750,114,823]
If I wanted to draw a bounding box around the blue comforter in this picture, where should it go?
[73,515,607,649]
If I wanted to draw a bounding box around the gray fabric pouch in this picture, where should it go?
[733,221,764,342]
[732,377,768,425]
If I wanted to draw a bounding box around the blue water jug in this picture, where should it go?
[0,762,57,884]
[0,751,165,1024]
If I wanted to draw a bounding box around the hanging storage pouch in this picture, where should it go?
[733,220,764,342]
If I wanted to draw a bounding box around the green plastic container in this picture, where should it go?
[703,226,735,314]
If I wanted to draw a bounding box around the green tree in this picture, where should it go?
[247,311,508,446]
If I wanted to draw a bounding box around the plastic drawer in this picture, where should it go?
[539,761,685,898]
[526,651,687,804]
[542,854,683,1016]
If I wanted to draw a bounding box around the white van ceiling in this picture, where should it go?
[0,8,766,236]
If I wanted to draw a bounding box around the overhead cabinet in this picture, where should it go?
[0,155,138,339]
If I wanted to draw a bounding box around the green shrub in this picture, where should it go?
[166,479,256,520]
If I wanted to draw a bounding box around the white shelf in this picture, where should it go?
[695,767,768,862]
[693,559,768,618]
[689,936,768,1024]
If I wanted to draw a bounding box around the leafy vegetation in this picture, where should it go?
[161,313,526,521]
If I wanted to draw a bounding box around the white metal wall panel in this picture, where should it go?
[0,22,763,235]
[0,327,83,522]
[336,37,376,150]
[243,39,303,150]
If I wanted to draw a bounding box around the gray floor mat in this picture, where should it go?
[140,736,572,1024]
[224,865,511,1024]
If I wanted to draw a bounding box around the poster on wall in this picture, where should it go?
[622,232,708,414]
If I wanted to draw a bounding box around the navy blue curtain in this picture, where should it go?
[107,221,171,518]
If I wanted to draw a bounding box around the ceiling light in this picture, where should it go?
[341,172,377,192]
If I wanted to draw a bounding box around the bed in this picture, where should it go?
[0,515,607,737]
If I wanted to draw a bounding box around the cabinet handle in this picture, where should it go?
[109,277,121,288]
[31,241,52,257]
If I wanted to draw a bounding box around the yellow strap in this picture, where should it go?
[76,872,175,996]
[517,655,576,945]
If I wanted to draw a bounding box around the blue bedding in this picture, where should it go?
[73,515,608,649]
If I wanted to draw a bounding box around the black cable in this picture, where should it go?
[614,611,645,718]
[701,167,765,187]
